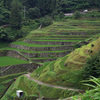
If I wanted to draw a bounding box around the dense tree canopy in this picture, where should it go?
[10,0,22,29]
[0,0,100,26]
[0,0,100,42]
[0,0,100,31]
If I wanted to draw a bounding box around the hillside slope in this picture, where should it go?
[2,37,100,99]
[31,37,100,86]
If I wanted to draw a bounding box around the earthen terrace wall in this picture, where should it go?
[0,63,39,76]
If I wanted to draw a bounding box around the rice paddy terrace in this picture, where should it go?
[2,37,100,100]
[1,19,100,65]
[0,19,100,99]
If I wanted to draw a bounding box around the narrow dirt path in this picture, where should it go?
[25,73,85,93]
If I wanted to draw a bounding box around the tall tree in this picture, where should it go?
[10,0,22,29]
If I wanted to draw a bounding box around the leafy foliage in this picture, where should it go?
[10,0,22,29]
[72,76,100,100]
[0,3,10,25]
[42,16,53,27]
[28,7,41,19]
[83,76,100,100]
[84,51,100,78]
[0,28,7,41]
[73,11,81,19]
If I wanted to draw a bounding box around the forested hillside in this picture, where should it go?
[0,0,100,25]
[0,0,100,43]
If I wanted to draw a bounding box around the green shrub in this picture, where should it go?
[41,16,53,27]
[72,76,100,100]
[0,28,8,41]
[28,7,41,19]
[59,12,65,19]
[83,51,100,78]
[53,12,65,21]
[20,26,30,37]
[73,11,81,19]
[87,11,100,18]
[83,76,100,100]
[51,10,59,18]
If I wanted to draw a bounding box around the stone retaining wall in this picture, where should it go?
[56,32,88,35]
[21,51,71,58]
[0,63,39,76]
[7,50,29,61]
[29,35,90,38]
[24,39,76,45]
[10,44,73,51]
[7,50,71,63]
[69,32,87,35]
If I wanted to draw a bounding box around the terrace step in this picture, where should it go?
[56,32,88,35]
[24,39,77,45]
[10,43,73,51]
[31,57,57,63]
[29,35,90,38]
[7,50,72,58]
[33,38,85,40]
[19,50,72,58]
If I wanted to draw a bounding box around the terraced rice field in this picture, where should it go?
[4,38,100,99]
[1,19,100,64]
[1,19,100,99]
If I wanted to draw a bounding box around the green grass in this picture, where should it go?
[0,47,72,53]
[0,47,35,53]
[27,19,100,40]
[0,72,26,99]
[32,37,85,40]
[31,38,100,87]
[2,75,78,99]
[0,72,26,83]
[50,35,91,38]
[0,56,29,67]
[12,41,65,47]
[35,62,50,75]
[31,57,57,60]
[31,39,82,42]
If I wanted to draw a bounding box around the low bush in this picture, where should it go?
[41,16,53,27]
[83,51,100,78]
[72,76,100,100]
[73,11,81,19]
[28,7,41,19]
